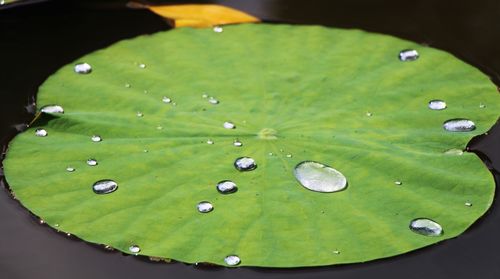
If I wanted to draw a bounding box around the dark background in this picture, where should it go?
[1,0,500,278]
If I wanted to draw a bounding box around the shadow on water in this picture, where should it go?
[1,0,500,278]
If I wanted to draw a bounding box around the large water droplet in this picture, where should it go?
[91,135,102,142]
[216,180,238,194]
[74,63,92,74]
[197,201,214,213]
[443,119,476,132]
[162,96,172,104]
[41,105,64,114]
[224,122,235,129]
[294,161,347,193]
[399,49,419,61]
[92,179,118,194]
[224,255,240,266]
[35,129,47,137]
[428,100,447,110]
[129,245,141,254]
[87,159,98,166]
[234,157,257,171]
[409,218,443,236]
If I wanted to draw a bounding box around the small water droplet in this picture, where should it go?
[399,49,419,61]
[129,245,141,254]
[92,179,118,194]
[268,152,274,156]
[202,94,209,98]
[443,119,476,132]
[35,128,48,137]
[234,157,257,171]
[465,201,473,207]
[138,63,146,69]
[162,96,172,103]
[54,224,59,227]
[294,161,347,193]
[428,100,447,110]
[41,105,64,114]
[409,218,443,236]
[143,149,148,153]
[208,97,219,105]
[91,135,102,142]
[394,181,402,185]
[197,201,214,213]
[332,250,340,255]
[144,90,149,94]
[479,103,486,109]
[66,233,71,237]
[233,140,243,147]
[74,63,92,74]
[366,112,373,117]
[66,167,75,172]
[216,180,238,194]
[207,139,214,145]
[224,255,240,266]
[136,112,143,117]
[213,26,223,33]
[157,126,163,130]
[87,159,98,166]
[444,148,464,155]
[286,154,293,158]
[223,122,235,129]
[39,219,45,224]
[125,83,131,88]
[172,102,177,106]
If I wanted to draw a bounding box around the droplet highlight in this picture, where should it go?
[234,157,257,171]
[74,63,92,74]
[35,129,47,137]
[444,148,464,155]
[443,119,476,132]
[87,159,98,166]
[394,181,402,185]
[213,26,223,33]
[138,63,146,69]
[216,180,237,194]
[233,140,243,147]
[129,245,140,254]
[208,97,219,105]
[409,218,443,236]
[223,122,235,129]
[207,139,214,145]
[92,179,118,194]
[197,201,214,213]
[224,255,240,266]
[40,105,64,114]
[162,96,172,104]
[399,49,419,61]
[91,135,102,142]
[428,100,447,110]
[66,167,75,172]
[294,161,347,193]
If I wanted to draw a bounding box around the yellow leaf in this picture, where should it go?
[146,4,260,28]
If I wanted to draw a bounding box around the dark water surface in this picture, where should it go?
[1,0,500,278]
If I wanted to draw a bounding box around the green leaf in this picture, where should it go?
[3,23,499,267]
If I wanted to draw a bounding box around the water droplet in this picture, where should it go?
[66,233,71,237]
[87,159,98,166]
[197,201,214,213]
[125,83,131,88]
[428,100,447,110]
[207,139,214,145]
[41,105,64,114]
[172,102,177,106]
[399,49,419,61]
[224,255,240,266]
[268,152,274,156]
[233,140,243,147]
[66,167,75,172]
[74,63,92,74]
[443,119,476,132]
[366,112,373,117]
[129,245,140,254]
[294,161,347,193]
[234,157,257,171]
[136,112,143,117]
[35,128,47,137]
[216,180,238,194]
[332,250,341,255]
[444,148,464,155]
[91,135,102,142]
[202,94,208,98]
[286,154,293,158]
[39,219,45,224]
[208,97,219,105]
[479,103,486,109]
[213,26,223,33]
[54,224,59,227]
[162,96,172,103]
[157,125,163,130]
[92,179,118,194]
[394,181,402,185]
[144,90,149,94]
[138,63,146,69]
[224,122,235,129]
[409,218,443,236]
[0,1,5,5]
[143,149,148,153]
[465,201,473,207]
